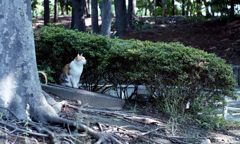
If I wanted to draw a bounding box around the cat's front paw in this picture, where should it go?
[73,85,79,89]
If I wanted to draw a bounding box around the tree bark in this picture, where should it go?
[0,0,59,122]
[100,0,114,37]
[54,0,58,22]
[44,0,50,25]
[114,0,127,37]
[91,0,99,34]
[72,0,86,32]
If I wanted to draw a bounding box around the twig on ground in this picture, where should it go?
[0,106,19,120]
[0,128,39,144]
[0,121,48,137]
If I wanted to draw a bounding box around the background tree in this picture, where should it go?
[44,0,50,25]
[182,0,185,16]
[54,0,59,22]
[186,0,191,16]
[100,0,114,37]
[172,0,175,16]
[31,0,40,17]
[115,0,127,37]
[72,0,86,32]
[59,0,65,15]
[84,0,90,17]
[128,0,136,29]
[91,0,99,33]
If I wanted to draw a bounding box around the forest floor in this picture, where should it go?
[13,15,240,144]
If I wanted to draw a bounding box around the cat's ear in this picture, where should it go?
[76,54,83,62]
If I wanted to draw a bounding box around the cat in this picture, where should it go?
[59,54,86,88]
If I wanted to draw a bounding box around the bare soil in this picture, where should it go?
[24,15,240,144]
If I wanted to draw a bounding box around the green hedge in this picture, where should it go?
[34,24,238,115]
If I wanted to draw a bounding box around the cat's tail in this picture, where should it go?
[59,73,72,87]
[38,71,48,84]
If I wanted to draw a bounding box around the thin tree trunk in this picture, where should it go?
[84,0,90,17]
[154,0,156,27]
[100,0,114,37]
[91,0,99,33]
[186,0,190,16]
[145,7,148,16]
[60,0,65,15]
[148,0,152,16]
[196,0,202,17]
[44,0,50,25]
[72,0,86,32]
[161,0,167,24]
[211,0,215,16]
[202,0,210,17]
[128,0,136,29]
[71,7,75,28]
[172,0,175,16]
[115,0,127,37]
[54,0,58,22]
[230,0,235,19]
[182,0,185,16]
[66,0,69,15]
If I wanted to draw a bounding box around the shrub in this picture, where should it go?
[35,24,238,117]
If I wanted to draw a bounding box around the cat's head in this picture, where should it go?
[75,54,86,65]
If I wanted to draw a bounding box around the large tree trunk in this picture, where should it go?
[44,0,50,25]
[100,0,114,37]
[91,0,99,34]
[128,0,136,29]
[114,0,127,37]
[54,0,58,22]
[0,0,59,122]
[72,0,86,32]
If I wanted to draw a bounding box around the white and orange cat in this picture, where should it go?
[60,54,87,88]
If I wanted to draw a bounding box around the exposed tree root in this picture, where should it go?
[0,91,209,144]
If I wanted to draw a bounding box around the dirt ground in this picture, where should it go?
[27,15,240,144]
